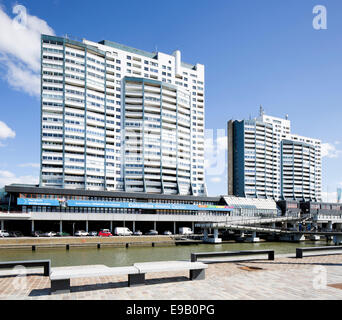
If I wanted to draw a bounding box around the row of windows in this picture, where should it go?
[20,193,214,205]
[21,206,227,216]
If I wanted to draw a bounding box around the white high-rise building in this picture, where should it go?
[281,134,322,201]
[228,109,322,201]
[40,35,206,195]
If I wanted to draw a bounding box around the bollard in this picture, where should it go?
[126,243,129,248]
[66,244,70,250]
[97,243,101,249]
[152,242,155,247]
[32,245,36,251]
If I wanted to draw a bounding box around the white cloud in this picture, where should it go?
[0,5,55,97]
[0,170,38,187]
[321,142,342,159]
[18,163,40,168]
[2,58,41,96]
[205,135,227,153]
[0,120,15,140]
[204,132,227,175]
[210,177,222,183]
[321,191,338,203]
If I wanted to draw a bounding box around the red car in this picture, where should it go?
[98,229,112,237]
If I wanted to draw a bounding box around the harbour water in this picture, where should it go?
[0,240,334,267]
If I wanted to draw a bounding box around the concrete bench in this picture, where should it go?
[50,265,140,294]
[50,261,207,294]
[0,260,50,276]
[296,246,342,258]
[191,250,275,262]
[131,261,208,286]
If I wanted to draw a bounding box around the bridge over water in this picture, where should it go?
[195,214,342,244]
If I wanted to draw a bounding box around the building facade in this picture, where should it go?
[1,184,231,236]
[281,137,321,201]
[40,35,206,196]
[227,110,322,201]
[227,118,280,199]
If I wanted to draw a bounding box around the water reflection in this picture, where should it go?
[0,241,334,267]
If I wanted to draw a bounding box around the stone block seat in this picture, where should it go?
[50,264,139,294]
[50,261,207,294]
[131,260,208,286]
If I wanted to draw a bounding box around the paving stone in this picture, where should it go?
[1,255,342,299]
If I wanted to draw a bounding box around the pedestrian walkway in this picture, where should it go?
[1,255,342,299]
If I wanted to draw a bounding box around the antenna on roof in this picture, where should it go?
[259,105,264,117]
[285,114,289,120]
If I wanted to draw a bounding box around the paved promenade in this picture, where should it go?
[1,254,342,300]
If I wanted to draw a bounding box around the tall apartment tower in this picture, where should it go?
[40,35,206,195]
[228,109,321,201]
[227,117,281,199]
[281,134,322,200]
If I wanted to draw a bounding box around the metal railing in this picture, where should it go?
[191,250,275,262]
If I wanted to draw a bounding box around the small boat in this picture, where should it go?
[309,235,321,241]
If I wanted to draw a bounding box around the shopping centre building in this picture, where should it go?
[0,184,283,235]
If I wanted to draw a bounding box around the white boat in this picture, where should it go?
[309,235,321,241]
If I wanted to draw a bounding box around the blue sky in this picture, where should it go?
[0,0,341,200]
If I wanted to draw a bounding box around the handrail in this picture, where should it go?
[191,249,275,262]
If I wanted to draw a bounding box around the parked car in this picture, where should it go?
[0,230,10,237]
[88,231,98,236]
[9,231,24,237]
[133,230,143,236]
[74,230,88,237]
[31,230,44,237]
[56,231,70,237]
[145,230,158,236]
[163,230,172,235]
[179,227,193,235]
[43,231,57,237]
[114,227,132,236]
[98,229,112,237]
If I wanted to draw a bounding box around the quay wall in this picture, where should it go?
[0,235,175,249]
